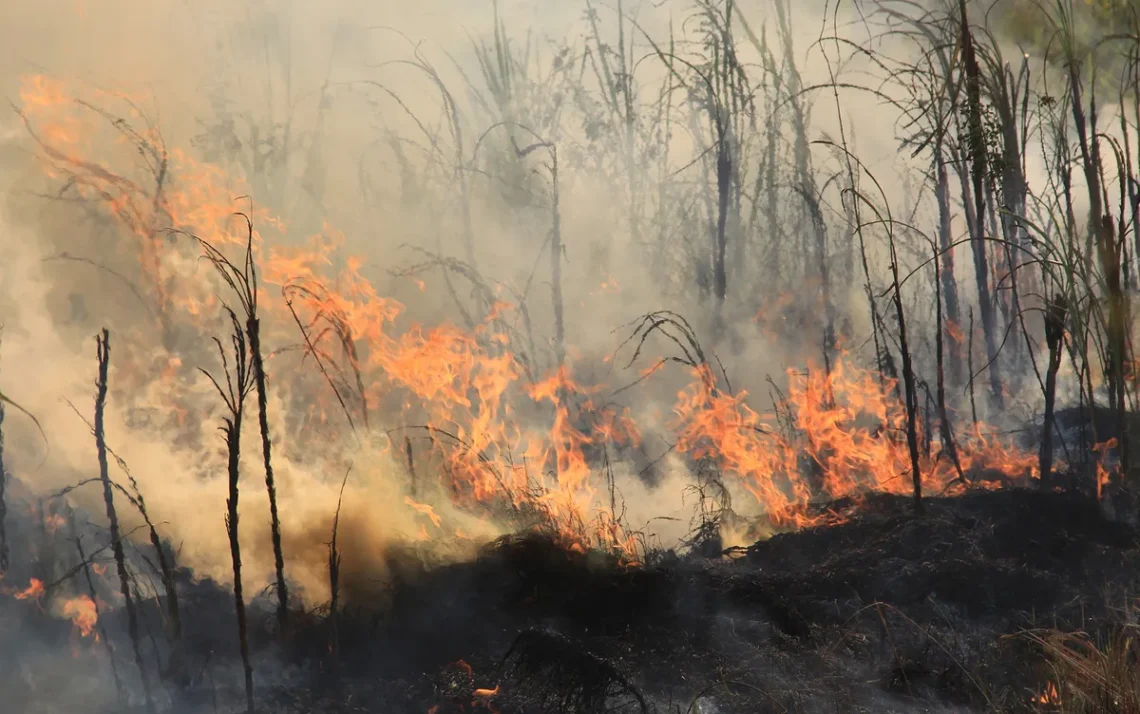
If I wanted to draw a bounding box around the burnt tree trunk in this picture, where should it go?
[247,316,289,633]
[95,330,155,713]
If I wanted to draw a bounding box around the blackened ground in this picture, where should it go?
[8,486,1138,713]
[245,488,1139,714]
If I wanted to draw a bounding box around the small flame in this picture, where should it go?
[945,319,966,345]
[43,513,67,535]
[1093,439,1118,500]
[596,273,621,294]
[14,578,46,601]
[405,496,442,529]
[61,595,99,639]
[1033,680,1060,705]
[453,660,474,679]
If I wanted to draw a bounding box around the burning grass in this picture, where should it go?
[4,0,1140,711]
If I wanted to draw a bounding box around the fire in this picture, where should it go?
[14,578,46,601]
[272,233,643,552]
[19,75,70,110]
[161,356,183,380]
[61,595,99,639]
[14,72,1047,564]
[945,319,966,345]
[596,273,621,294]
[405,496,443,529]
[1093,439,1118,500]
[444,660,499,707]
[43,513,67,534]
[673,357,1038,527]
[1033,680,1060,705]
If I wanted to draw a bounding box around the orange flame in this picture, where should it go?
[1093,438,1118,500]
[405,496,442,529]
[14,578,46,601]
[1033,680,1060,705]
[15,73,1045,562]
[44,513,67,535]
[61,595,99,639]
[673,357,1037,527]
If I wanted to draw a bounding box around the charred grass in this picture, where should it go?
[194,488,1140,714]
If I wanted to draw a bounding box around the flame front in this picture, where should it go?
[14,73,1045,564]
[674,358,1038,527]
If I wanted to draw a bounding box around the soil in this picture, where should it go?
[258,488,1140,714]
[6,485,1139,713]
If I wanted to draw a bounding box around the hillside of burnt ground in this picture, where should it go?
[176,487,1134,714]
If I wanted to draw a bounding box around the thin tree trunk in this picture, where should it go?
[935,151,962,388]
[934,245,964,483]
[0,396,8,574]
[550,147,566,368]
[70,510,124,701]
[958,0,1004,409]
[888,240,923,514]
[1040,296,1067,484]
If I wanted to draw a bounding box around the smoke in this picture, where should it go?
[5,1,1131,713]
[0,0,1088,634]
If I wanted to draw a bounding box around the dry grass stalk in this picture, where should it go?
[95,329,155,713]
[199,218,290,633]
[200,309,256,714]
[1026,625,1140,713]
